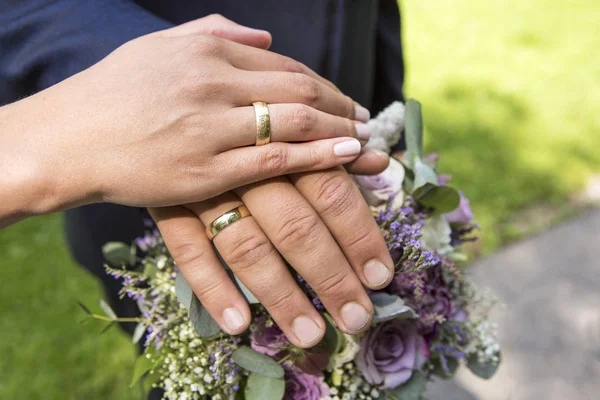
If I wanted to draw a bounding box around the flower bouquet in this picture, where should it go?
[85,100,501,400]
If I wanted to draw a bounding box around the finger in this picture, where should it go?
[214,137,362,195]
[187,194,326,348]
[224,41,339,92]
[164,14,273,49]
[289,168,395,290]
[148,206,251,334]
[219,104,370,149]
[238,70,370,122]
[235,178,374,334]
[344,148,390,175]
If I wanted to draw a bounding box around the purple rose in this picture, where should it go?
[283,363,330,400]
[250,319,289,357]
[356,320,429,389]
[353,158,405,207]
[445,193,473,224]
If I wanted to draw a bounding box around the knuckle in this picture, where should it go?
[276,210,321,248]
[262,288,296,312]
[261,145,290,175]
[345,228,378,252]
[226,233,274,271]
[171,242,211,268]
[344,95,355,119]
[294,74,320,105]
[192,277,224,302]
[314,271,351,300]
[292,104,317,135]
[192,34,223,57]
[315,174,359,217]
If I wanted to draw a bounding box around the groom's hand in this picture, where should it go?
[150,155,394,348]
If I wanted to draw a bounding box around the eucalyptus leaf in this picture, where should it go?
[412,160,438,192]
[404,99,424,165]
[99,299,117,320]
[415,185,461,214]
[320,313,343,355]
[420,215,454,255]
[143,260,159,280]
[232,274,260,304]
[244,373,285,400]
[132,323,146,345]
[431,355,459,379]
[388,371,426,400]
[467,352,501,379]
[370,292,417,323]
[102,242,132,267]
[189,294,222,339]
[175,272,193,311]
[130,353,155,387]
[232,346,284,379]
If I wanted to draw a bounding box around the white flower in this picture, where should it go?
[327,334,361,371]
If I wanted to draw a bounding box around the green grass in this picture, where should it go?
[1,1,599,398]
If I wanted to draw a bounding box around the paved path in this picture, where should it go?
[425,209,600,400]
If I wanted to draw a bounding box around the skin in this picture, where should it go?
[0,15,395,347]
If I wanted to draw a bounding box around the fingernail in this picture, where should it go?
[355,105,371,122]
[223,308,246,332]
[293,316,323,346]
[363,259,392,287]
[333,139,361,157]
[355,123,371,141]
[341,302,370,333]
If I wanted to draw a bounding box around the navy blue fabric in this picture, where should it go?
[0,0,405,340]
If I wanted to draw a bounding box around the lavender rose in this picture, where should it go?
[355,320,429,389]
[250,319,289,357]
[283,363,330,400]
[353,158,405,208]
[445,193,473,224]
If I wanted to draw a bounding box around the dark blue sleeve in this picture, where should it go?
[0,0,172,105]
[371,0,406,151]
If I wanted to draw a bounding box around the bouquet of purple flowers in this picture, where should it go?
[87,100,501,400]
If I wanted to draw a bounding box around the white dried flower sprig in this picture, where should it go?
[366,101,405,154]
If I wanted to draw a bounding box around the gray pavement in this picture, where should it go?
[425,209,600,400]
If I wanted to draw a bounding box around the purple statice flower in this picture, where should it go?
[282,363,330,400]
[391,264,453,335]
[377,196,440,273]
[250,318,290,357]
[355,320,429,389]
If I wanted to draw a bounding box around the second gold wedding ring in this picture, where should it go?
[252,101,271,146]
[206,206,251,240]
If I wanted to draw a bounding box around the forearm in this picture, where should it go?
[0,95,96,228]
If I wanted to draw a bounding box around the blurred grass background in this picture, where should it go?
[1,0,599,398]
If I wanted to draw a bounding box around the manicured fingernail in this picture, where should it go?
[293,316,323,346]
[355,105,371,122]
[355,123,371,141]
[223,308,245,332]
[363,259,392,287]
[333,139,361,157]
[341,302,370,332]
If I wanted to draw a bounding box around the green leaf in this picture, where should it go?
[175,272,193,311]
[388,371,427,400]
[412,160,438,192]
[244,373,285,400]
[77,301,91,315]
[130,353,155,388]
[320,313,343,355]
[370,293,417,323]
[232,346,284,379]
[232,274,260,304]
[99,299,117,320]
[132,323,146,345]
[404,99,424,165]
[102,242,132,267]
[143,260,159,280]
[189,294,221,339]
[467,352,501,379]
[415,185,461,214]
[431,355,459,379]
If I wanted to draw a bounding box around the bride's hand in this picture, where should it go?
[150,154,393,347]
[2,15,369,221]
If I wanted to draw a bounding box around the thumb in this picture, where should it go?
[166,14,272,49]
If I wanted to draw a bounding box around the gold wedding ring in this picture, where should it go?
[252,101,271,146]
[206,206,251,240]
